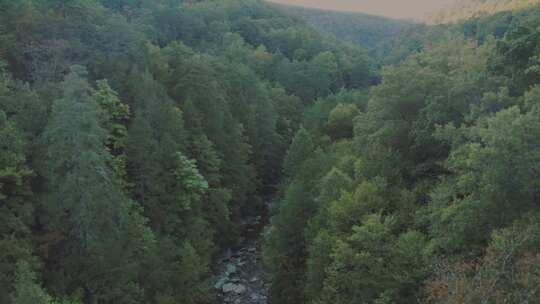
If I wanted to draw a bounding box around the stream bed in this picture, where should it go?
[214,204,271,304]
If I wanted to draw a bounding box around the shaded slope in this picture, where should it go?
[426,0,540,24]
[270,4,416,61]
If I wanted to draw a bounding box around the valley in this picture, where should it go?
[1,1,540,304]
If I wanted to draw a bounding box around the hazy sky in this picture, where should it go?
[266,0,455,19]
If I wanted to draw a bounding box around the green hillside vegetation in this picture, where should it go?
[426,0,540,24]
[270,4,416,62]
[264,3,540,304]
[387,2,540,64]
[0,0,373,302]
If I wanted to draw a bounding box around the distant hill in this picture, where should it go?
[270,4,416,61]
[383,2,540,65]
[426,0,540,24]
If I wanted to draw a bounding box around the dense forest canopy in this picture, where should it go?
[0,0,373,303]
[263,1,540,304]
[1,0,540,303]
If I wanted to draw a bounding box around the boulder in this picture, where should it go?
[222,283,236,293]
[214,277,228,290]
[234,284,247,294]
[226,264,237,275]
[222,283,247,294]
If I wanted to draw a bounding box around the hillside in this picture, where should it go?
[2,1,540,304]
[426,0,540,24]
[263,3,540,304]
[0,0,374,302]
[272,4,416,61]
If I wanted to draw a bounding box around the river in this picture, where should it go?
[214,201,272,304]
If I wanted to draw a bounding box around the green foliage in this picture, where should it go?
[172,152,209,210]
[11,262,56,304]
[425,218,540,304]
[0,0,374,301]
[92,79,131,188]
[429,101,540,253]
[326,103,360,140]
[426,0,540,24]
[39,67,154,302]
[0,111,35,303]
[496,22,540,93]
[267,11,540,304]
[279,4,415,62]
[283,127,315,178]
[318,216,428,304]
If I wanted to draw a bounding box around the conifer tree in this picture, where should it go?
[0,111,35,303]
[11,262,58,304]
[92,80,131,186]
[40,66,153,303]
[283,127,315,178]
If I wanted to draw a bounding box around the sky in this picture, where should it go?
[266,0,456,19]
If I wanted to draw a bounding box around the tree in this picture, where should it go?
[11,262,59,304]
[181,99,235,245]
[429,102,540,253]
[39,66,153,302]
[0,65,47,142]
[254,92,285,188]
[424,219,540,304]
[0,111,35,303]
[326,103,360,140]
[319,215,428,304]
[266,146,333,304]
[125,70,217,303]
[283,127,315,178]
[92,79,131,187]
[307,51,339,97]
[265,182,313,304]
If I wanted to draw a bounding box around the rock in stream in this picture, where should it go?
[215,214,269,304]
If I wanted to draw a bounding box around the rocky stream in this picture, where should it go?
[214,203,271,304]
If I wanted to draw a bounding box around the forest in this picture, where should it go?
[425,0,540,24]
[1,0,540,303]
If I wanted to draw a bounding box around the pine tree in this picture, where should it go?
[39,66,153,302]
[92,79,131,186]
[283,127,315,178]
[0,111,36,303]
[125,71,217,303]
[254,93,285,188]
[11,262,57,304]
